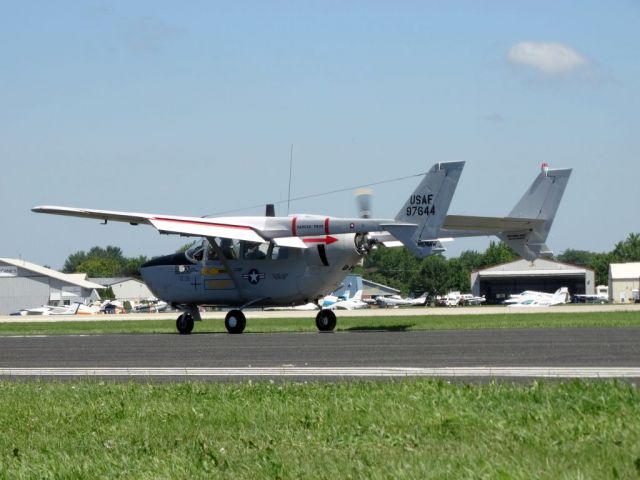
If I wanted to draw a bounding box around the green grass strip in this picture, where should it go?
[0,380,639,478]
[1,310,640,336]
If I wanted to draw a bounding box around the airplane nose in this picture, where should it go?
[140,253,190,300]
[141,253,188,269]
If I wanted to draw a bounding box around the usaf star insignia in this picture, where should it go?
[243,269,266,285]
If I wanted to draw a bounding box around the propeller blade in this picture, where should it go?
[354,188,373,219]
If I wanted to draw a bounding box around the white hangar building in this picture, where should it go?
[471,258,595,305]
[608,262,640,303]
[0,258,104,315]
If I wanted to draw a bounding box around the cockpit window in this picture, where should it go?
[187,238,287,262]
[271,246,289,260]
[185,239,217,263]
[243,242,270,260]
[217,238,240,260]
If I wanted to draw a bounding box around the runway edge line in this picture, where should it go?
[2,367,640,378]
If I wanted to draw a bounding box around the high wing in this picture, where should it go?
[31,205,409,247]
[31,205,431,249]
[31,206,268,243]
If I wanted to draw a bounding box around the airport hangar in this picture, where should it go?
[0,258,104,315]
[471,258,595,305]
[608,262,640,303]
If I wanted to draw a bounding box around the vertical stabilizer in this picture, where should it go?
[500,167,572,259]
[385,161,465,257]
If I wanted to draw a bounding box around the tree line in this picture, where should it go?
[355,233,640,296]
[62,246,148,279]
[62,233,640,297]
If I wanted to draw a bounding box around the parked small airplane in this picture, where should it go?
[460,293,486,306]
[376,293,428,308]
[321,275,369,310]
[435,291,464,307]
[505,287,571,307]
[11,302,99,316]
[326,292,369,311]
[435,292,486,306]
[33,161,571,334]
[573,285,609,304]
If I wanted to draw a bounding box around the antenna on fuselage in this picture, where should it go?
[287,144,293,216]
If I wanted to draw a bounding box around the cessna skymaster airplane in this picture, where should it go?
[33,161,571,334]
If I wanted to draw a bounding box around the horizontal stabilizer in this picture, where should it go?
[442,215,544,236]
[439,167,571,260]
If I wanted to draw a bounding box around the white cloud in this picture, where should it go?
[507,42,588,76]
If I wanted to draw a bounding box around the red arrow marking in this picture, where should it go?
[302,236,338,245]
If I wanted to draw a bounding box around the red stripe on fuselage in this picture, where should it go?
[302,235,338,245]
[291,216,297,236]
[324,217,330,234]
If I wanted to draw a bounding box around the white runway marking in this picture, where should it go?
[2,367,640,378]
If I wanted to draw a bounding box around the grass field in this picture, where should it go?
[1,310,640,336]
[1,380,638,478]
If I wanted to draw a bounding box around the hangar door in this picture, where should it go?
[479,274,586,305]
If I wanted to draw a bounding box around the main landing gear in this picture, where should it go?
[176,312,194,335]
[224,309,246,334]
[175,307,337,334]
[315,309,337,332]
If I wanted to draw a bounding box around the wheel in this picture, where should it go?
[225,309,246,334]
[176,313,194,335]
[315,309,337,332]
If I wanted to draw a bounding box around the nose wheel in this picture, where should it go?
[315,309,337,332]
[176,313,194,335]
[225,309,246,334]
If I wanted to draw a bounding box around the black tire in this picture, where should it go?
[176,313,194,335]
[225,309,246,334]
[315,309,337,332]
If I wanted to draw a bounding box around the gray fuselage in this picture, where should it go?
[140,234,363,308]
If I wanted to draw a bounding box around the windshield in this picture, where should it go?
[185,240,216,263]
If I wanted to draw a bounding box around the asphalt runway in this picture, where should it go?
[1,328,640,381]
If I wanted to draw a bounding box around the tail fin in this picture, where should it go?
[384,161,465,257]
[499,167,572,259]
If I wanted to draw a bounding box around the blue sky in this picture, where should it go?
[1,1,639,268]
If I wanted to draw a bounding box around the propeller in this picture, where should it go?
[354,188,373,219]
[354,188,377,254]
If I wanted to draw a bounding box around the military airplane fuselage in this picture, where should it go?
[140,233,363,308]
